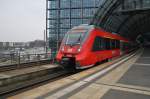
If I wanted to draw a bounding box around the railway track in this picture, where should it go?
[0,66,72,97]
[0,58,75,97]
[0,59,52,72]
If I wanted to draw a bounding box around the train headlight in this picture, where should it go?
[61,47,65,52]
[77,47,82,52]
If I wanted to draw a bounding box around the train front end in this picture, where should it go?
[56,25,92,70]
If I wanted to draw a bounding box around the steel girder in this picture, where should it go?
[91,0,150,41]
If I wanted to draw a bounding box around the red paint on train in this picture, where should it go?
[56,25,130,69]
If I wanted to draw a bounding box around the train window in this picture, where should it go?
[92,37,101,51]
[116,40,120,49]
[122,42,129,50]
[105,38,111,50]
[115,40,117,49]
[92,36,105,51]
[126,43,129,49]
[101,38,106,50]
[114,40,120,49]
[111,39,116,49]
[122,42,125,50]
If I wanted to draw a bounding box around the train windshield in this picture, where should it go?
[64,29,87,45]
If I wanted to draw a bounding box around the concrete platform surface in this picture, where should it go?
[0,64,59,95]
[102,89,150,99]
[0,64,57,80]
[118,48,150,88]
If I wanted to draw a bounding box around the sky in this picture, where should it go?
[0,0,46,42]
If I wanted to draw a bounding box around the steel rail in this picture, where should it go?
[0,59,52,72]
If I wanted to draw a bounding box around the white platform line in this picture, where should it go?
[140,57,150,59]
[48,51,139,98]
[134,63,150,66]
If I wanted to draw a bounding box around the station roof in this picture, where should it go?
[91,0,150,42]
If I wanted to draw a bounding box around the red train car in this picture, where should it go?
[56,25,130,70]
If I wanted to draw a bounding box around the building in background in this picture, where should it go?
[46,0,101,57]
[0,40,45,50]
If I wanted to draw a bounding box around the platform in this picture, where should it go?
[0,64,59,95]
[5,48,150,99]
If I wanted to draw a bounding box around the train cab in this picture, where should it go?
[56,25,94,69]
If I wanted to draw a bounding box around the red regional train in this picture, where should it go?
[56,24,132,70]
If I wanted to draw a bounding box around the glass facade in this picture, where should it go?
[47,0,101,56]
[122,0,150,10]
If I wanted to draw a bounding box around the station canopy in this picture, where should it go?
[91,0,150,42]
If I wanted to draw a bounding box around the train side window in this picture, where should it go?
[124,42,128,49]
[123,42,127,50]
[111,39,116,49]
[116,40,120,49]
[118,40,120,48]
[126,43,129,49]
[122,42,125,50]
[105,38,111,50]
[92,36,101,51]
[115,40,117,49]
[109,39,114,49]
[101,38,106,50]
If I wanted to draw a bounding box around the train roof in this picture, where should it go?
[94,27,129,42]
[72,24,130,42]
[72,24,95,30]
